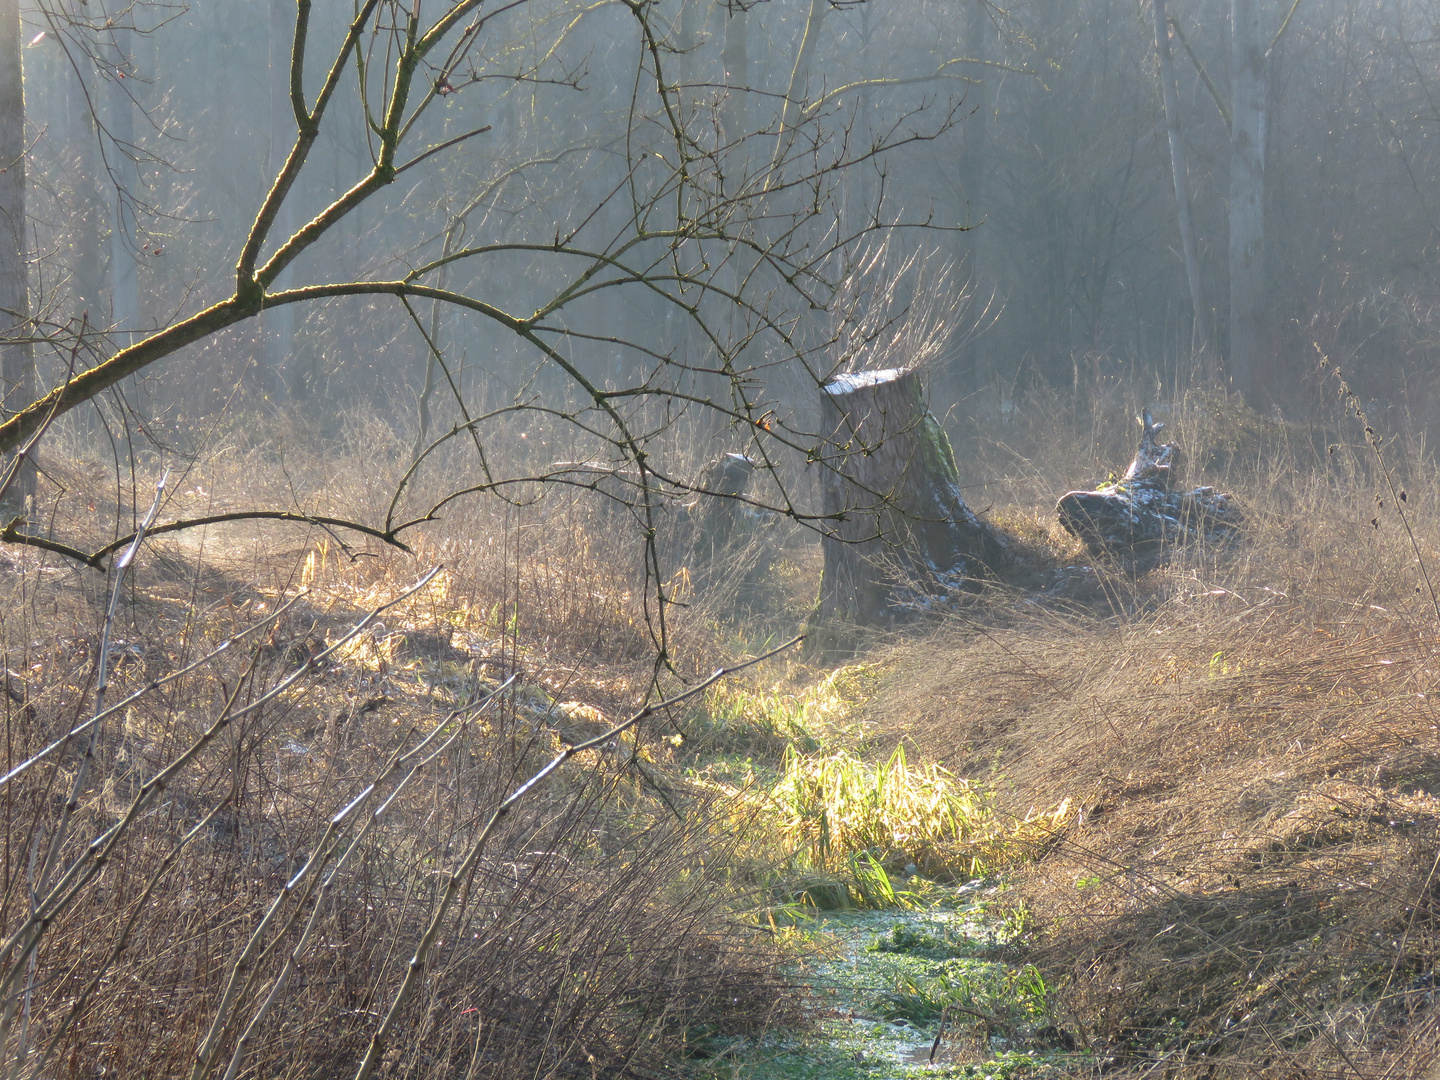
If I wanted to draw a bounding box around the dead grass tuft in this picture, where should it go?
[867,604,1440,1070]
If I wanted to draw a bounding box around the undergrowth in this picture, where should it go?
[15,383,1440,1080]
[770,745,995,877]
[861,388,1440,1076]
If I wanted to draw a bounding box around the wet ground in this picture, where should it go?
[689,881,1084,1079]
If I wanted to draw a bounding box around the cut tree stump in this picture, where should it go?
[812,367,1005,639]
[686,452,777,606]
[1056,409,1241,558]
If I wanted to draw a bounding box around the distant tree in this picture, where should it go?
[1151,0,1212,375]
[105,19,139,340]
[263,0,298,401]
[1228,0,1267,403]
[0,0,34,505]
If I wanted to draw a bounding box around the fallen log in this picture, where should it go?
[814,367,1006,633]
[1056,409,1241,557]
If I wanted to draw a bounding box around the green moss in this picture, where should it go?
[920,412,962,488]
[688,898,1082,1080]
[867,921,976,960]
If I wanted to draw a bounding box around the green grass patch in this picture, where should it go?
[687,898,1080,1080]
[682,663,881,766]
[880,958,1052,1027]
[867,921,977,960]
[771,744,997,877]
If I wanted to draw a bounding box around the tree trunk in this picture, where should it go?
[1153,0,1213,377]
[720,1,750,206]
[769,0,825,177]
[814,368,1003,635]
[0,0,34,505]
[266,0,298,402]
[954,0,990,401]
[1229,0,1267,403]
[66,27,104,329]
[107,26,139,340]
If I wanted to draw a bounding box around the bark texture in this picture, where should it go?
[815,367,1003,630]
[1056,409,1241,558]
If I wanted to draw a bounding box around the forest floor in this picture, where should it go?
[671,394,1440,1078]
[5,396,1440,1078]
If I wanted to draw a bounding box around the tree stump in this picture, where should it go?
[1056,409,1241,558]
[812,367,1004,638]
[691,452,759,565]
[686,452,778,607]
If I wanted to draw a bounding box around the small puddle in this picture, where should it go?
[689,881,1081,1078]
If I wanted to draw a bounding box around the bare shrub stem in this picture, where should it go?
[0,567,443,1077]
[1317,345,1440,623]
[350,634,803,1080]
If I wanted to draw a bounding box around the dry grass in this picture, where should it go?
[15,379,1440,1079]
[0,409,814,1080]
[858,390,1440,1076]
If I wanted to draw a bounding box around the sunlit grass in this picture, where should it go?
[683,662,881,765]
[688,664,1073,905]
[770,744,997,878]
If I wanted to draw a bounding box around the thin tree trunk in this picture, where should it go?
[1229,0,1267,403]
[770,0,826,178]
[954,0,989,400]
[721,3,749,188]
[716,4,750,429]
[66,41,104,327]
[1152,0,1213,378]
[267,0,297,402]
[107,26,139,341]
[0,0,35,504]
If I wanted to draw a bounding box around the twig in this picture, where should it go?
[0,510,412,570]
[7,470,167,1076]
[350,634,805,1080]
[33,469,165,891]
[0,316,85,512]
[0,590,310,790]
[33,791,239,1076]
[91,510,411,559]
[200,677,516,1080]
[0,567,445,1033]
[0,524,104,570]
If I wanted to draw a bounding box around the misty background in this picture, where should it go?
[14,0,1440,458]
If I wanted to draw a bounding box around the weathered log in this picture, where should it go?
[1056,409,1241,557]
[814,367,1005,630]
